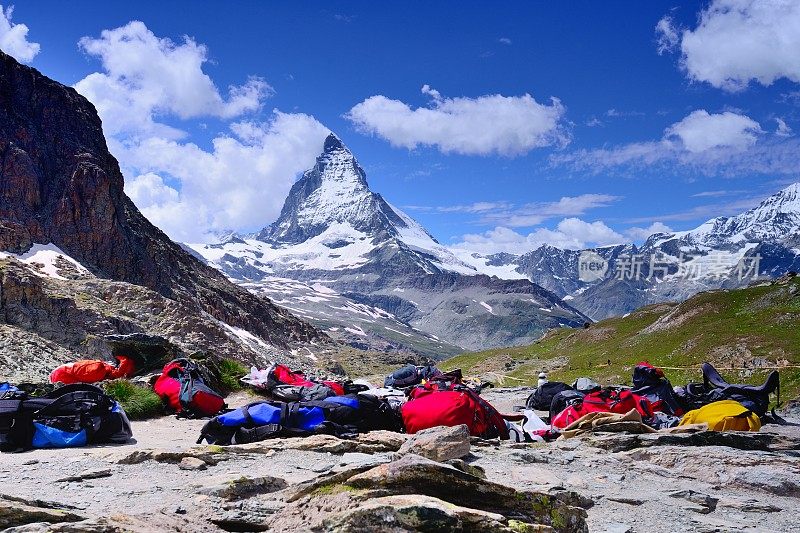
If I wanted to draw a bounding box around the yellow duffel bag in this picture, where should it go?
[678,400,761,432]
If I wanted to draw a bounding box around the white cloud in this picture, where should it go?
[407,194,620,228]
[550,109,795,176]
[658,0,800,91]
[346,85,569,156]
[624,222,673,242]
[75,21,271,139]
[665,110,763,153]
[71,21,330,242]
[498,37,512,45]
[0,4,39,63]
[775,118,793,137]
[655,15,679,55]
[626,196,761,224]
[606,108,644,118]
[118,111,329,242]
[455,218,624,254]
[125,172,180,208]
[691,190,743,198]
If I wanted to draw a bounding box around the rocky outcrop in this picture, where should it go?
[0,258,322,381]
[0,50,322,355]
[266,454,588,532]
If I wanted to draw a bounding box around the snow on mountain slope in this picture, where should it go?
[0,243,91,280]
[241,277,463,358]
[503,183,800,320]
[648,182,800,250]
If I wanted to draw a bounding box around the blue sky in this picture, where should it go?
[2,1,799,251]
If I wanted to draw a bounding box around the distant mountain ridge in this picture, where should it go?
[191,134,588,354]
[467,182,800,320]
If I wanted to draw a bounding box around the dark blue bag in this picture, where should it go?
[197,396,364,445]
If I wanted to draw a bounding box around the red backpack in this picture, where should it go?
[401,385,509,439]
[154,359,225,417]
[551,388,653,429]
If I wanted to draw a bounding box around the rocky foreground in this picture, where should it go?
[1,389,798,532]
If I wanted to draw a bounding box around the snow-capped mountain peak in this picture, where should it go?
[258,133,407,246]
[250,133,474,273]
[733,182,800,227]
[668,182,800,247]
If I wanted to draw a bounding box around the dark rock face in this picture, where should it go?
[0,50,321,349]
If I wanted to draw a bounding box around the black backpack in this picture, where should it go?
[675,364,780,419]
[384,364,440,388]
[631,363,683,416]
[269,383,337,402]
[354,392,404,433]
[702,363,779,418]
[526,382,573,411]
[549,389,586,422]
[0,384,133,452]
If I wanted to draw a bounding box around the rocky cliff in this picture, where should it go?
[0,50,325,377]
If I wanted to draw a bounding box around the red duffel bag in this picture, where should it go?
[50,356,135,384]
[551,388,653,429]
[401,385,509,439]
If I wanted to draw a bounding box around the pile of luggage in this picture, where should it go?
[0,383,133,452]
[198,363,508,445]
[0,354,784,453]
[526,362,779,436]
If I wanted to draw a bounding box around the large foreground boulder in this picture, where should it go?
[260,453,589,532]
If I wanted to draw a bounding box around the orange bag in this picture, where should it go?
[49,356,135,384]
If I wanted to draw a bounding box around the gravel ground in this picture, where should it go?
[1,390,798,532]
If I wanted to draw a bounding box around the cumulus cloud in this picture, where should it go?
[656,0,800,91]
[665,110,763,153]
[71,21,329,242]
[75,21,271,139]
[118,112,329,242]
[550,109,797,176]
[455,218,625,254]
[0,4,39,63]
[624,222,673,242]
[346,85,569,156]
[498,37,512,45]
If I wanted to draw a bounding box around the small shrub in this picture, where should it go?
[104,379,163,420]
[217,358,248,393]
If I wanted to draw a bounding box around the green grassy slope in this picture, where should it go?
[442,275,800,400]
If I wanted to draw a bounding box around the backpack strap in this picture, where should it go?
[232,402,303,444]
[177,367,196,415]
[233,424,283,444]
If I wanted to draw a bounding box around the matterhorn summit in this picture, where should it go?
[190,134,588,354]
